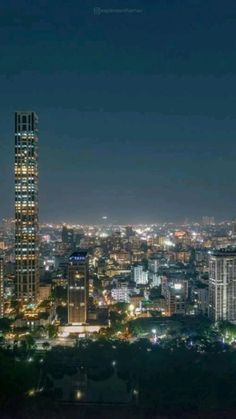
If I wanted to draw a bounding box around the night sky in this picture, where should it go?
[1,0,236,223]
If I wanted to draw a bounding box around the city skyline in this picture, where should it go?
[2,2,236,417]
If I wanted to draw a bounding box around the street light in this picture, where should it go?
[129,304,135,315]
[28,389,35,397]
[152,329,157,343]
[76,390,82,400]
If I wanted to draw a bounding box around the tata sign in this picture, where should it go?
[69,255,86,262]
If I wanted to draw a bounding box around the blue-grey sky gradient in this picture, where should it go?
[1,0,236,223]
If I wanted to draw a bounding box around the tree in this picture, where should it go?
[149,286,162,299]
[42,341,50,351]
[56,306,67,324]
[46,324,58,339]
[109,310,127,334]
[92,275,103,291]
[24,334,36,351]
[0,318,13,333]
[51,286,67,303]
[10,300,21,314]
[19,334,36,358]
[218,320,236,342]
[31,325,46,339]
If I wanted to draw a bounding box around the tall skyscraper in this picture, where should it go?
[15,112,39,304]
[0,258,4,318]
[209,248,236,321]
[68,251,89,324]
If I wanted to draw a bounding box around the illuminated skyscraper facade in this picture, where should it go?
[15,112,39,303]
[209,249,236,321]
[68,251,89,324]
[0,258,4,318]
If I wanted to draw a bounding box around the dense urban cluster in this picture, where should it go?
[2,217,236,413]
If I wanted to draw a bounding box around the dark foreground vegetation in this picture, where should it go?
[1,334,236,418]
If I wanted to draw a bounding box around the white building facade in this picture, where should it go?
[209,249,236,322]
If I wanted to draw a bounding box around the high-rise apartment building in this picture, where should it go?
[0,258,4,318]
[209,249,236,321]
[132,265,148,285]
[148,257,161,287]
[68,251,89,324]
[15,112,39,303]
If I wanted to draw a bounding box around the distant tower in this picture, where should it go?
[202,216,215,226]
[0,258,4,317]
[62,225,74,247]
[231,219,236,237]
[125,226,135,240]
[15,112,39,303]
[209,249,236,321]
[62,225,68,244]
[68,251,89,324]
